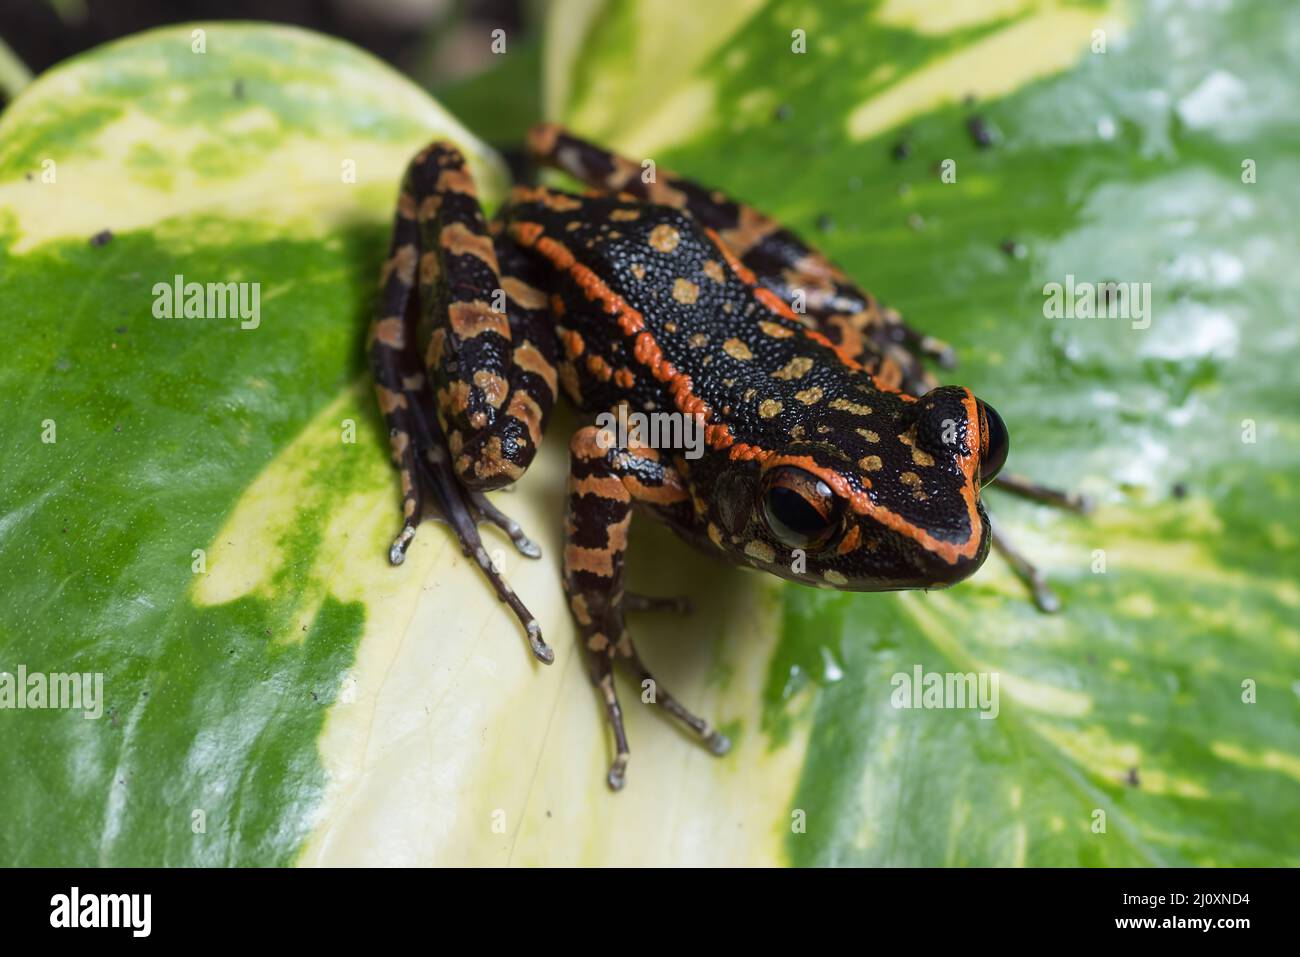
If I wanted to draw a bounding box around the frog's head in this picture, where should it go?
[736,384,1006,591]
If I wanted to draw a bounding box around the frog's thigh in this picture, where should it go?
[407,143,557,491]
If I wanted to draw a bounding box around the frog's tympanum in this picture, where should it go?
[369,125,1049,789]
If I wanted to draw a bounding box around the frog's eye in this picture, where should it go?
[761,467,841,548]
[976,399,1009,484]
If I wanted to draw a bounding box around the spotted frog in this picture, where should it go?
[368,125,1081,789]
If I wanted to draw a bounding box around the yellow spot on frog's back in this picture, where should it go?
[648,224,680,253]
[672,277,699,304]
[702,259,725,283]
[772,356,813,380]
[823,569,848,586]
[830,398,873,416]
[859,455,882,471]
[794,386,823,405]
[723,338,753,360]
[610,208,640,221]
[744,540,776,563]
[759,320,793,339]
[758,399,783,419]
[856,429,879,443]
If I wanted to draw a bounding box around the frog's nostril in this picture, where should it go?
[976,399,1009,484]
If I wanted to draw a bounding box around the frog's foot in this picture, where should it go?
[615,634,731,759]
[466,489,542,559]
[586,648,631,790]
[992,472,1095,514]
[624,592,693,615]
[391,446,553,665]
[989,518,1060,614]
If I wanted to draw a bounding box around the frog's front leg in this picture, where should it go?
[564,426,731,790]
[369,142,560,662]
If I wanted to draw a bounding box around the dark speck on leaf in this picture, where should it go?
[815,213,834,233]
[891,139,912,160]
[1000,239,1027,259]
[115,325,128,334]
[774,103,793,122]
[90,229,113,247]
[967,115,999,148]
[1172,482,1187,499]
[25,172,32,181]
[234,78,244,100]
[113,423,122,433]
[962,92,977,107]
[1125,767,1141,787]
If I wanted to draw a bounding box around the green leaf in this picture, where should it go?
[6,0,1299,868]
[543,0,1300,865]
[0,22,509,866]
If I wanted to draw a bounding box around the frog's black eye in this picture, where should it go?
[761,467,841,549]
[976,399,1009,484]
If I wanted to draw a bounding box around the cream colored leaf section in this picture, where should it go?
[544,0,765,153]
[847,2,1128,141]
[196,387,807,865]
[0,23,507,253]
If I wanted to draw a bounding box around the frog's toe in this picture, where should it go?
[607,756,628,791]
[706,730,732,756]
[526,619,554,664]
[388,524,417,566]
[468,489,543,559]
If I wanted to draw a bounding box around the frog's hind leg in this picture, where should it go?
[370,142,560,663]
[564,425,728,789]
[525,122,948,393]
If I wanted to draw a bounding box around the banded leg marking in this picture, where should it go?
[564,426,725,789]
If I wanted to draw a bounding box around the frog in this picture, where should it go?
[368,124,1085,790]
